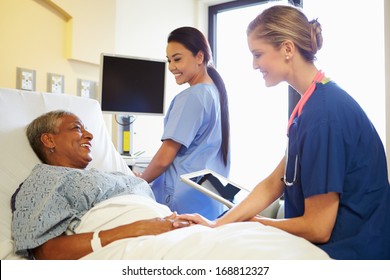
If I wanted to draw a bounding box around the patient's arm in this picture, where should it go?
[32,215,187,260]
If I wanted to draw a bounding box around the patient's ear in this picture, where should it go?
[40,133,55,149]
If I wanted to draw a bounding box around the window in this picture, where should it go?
[209,0,291,187]
[209,0,385,187]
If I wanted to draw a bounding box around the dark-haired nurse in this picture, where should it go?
[135,27,231,220]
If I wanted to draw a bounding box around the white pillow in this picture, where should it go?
[0,88,131,259]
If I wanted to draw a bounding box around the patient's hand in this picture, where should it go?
[164,212,191,229]
[127,216,188,237]
[173,213,216,228]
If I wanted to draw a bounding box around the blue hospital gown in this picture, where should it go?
[11,164,154,258]
[285,81,390,259]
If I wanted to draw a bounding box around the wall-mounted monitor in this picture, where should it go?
[99,53,166,116]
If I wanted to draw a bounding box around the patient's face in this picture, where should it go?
[49,114,93,169]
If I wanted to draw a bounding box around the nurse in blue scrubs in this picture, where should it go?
[137,27,230,220]
[177,5,390,259]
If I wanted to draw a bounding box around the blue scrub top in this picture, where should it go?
[152,83,230,220]
[285,81,390,259]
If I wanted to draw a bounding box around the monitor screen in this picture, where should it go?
[99,53,166,116]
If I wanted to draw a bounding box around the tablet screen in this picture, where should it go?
[189,173,241,202]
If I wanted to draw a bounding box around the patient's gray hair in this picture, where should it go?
[26,110,74,163]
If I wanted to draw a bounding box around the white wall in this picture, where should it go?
[114,0,198,156]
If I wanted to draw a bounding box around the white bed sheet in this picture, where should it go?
[78,195,330,260]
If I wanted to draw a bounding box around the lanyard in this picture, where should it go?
[287,70,325,135]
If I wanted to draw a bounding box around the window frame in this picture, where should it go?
[207,0,302,117]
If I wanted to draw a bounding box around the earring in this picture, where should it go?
[49,148,54,153]
[285,56,289,60]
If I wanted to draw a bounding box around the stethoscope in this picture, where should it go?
[282,70,325,186]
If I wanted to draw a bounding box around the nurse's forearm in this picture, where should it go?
[216,156,285,226]
[141,159,168,183]
[140,139,181,183]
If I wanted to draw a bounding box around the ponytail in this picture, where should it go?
[207,66,230,166]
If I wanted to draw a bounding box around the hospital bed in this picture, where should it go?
[0,87,330,260]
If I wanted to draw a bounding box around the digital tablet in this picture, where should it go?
[180,169,250,208]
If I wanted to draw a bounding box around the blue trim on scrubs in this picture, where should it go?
[152,83,230,220]
[285,81,390,259]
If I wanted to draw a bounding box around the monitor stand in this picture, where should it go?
[116,114,134,156]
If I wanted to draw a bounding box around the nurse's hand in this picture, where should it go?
[164,212,191,228]
[173,213,216,228]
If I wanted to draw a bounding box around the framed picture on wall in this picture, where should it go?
[16,67,36,91]
[77,79,97,99]
[47,73,64,94]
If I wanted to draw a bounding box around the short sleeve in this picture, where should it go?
[163,86,214,148]
[299,119,346,198]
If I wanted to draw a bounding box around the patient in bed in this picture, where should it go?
[11,110,189,260]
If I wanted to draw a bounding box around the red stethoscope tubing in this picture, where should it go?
[287,70,325,135]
